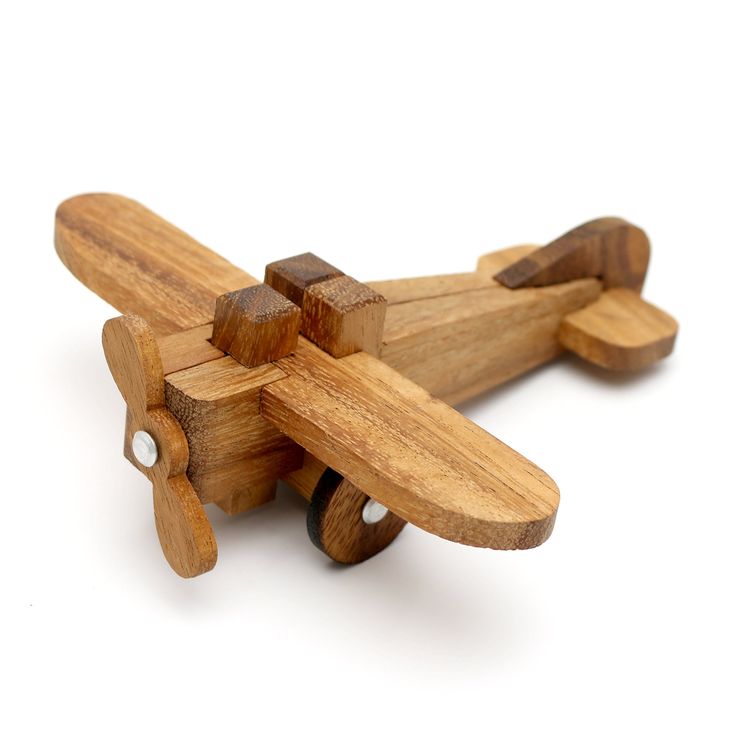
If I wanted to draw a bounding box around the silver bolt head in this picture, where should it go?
[132,430,158,468]
[362,498,389,525]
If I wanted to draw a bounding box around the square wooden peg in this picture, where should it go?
[301,275,387,358]
[212,284,301,367]
[265,252,343,307]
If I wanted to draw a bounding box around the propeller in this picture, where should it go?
[102,315,217,577]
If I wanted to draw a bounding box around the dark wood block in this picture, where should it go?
[265,252,343,307]
[212,284,301,367]
[301,275,387,358]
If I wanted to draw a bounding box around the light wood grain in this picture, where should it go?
[495,218,650,292]
[158,324,224,375]
[381,279,602,404]
[368,246,538,304]
[559,288,678,370]
[159,328,303,512]
[102,315,217,577]
[284,453,328,500]
[56,193,257,336]
[164,357,303,506]
[369,272,498,304]
[214,480,278,516]
[263,339,559,549]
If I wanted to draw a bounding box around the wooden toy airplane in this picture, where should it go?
[55,194,678,577]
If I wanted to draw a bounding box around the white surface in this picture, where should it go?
[2,2,734,734]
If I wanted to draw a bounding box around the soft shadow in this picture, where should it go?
[454,360,553,415]
[57,330,542,671]
[557,352,675,388]
[456,352,677,416]
[311,535,537,673]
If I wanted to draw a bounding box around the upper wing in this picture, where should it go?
[57,193,560,548]
[263,339,559,550]
[55,193,257,335]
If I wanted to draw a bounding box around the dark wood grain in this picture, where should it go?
[308,469,407,564]
[494,217,650,292]
[301,275,387,358]
[265,252,343,307]
[212,284,301,367]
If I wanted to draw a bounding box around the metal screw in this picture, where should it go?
[362,498,389,525]
[132,430,158,468]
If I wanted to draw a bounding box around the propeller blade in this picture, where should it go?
[153,475,218,578]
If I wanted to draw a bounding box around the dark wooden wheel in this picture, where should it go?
[307,469,407,564]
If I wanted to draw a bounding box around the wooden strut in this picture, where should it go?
[55,194,678,576]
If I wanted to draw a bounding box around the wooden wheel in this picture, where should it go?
[307,469,407,564]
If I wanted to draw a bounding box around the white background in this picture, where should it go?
[2,2,734,734]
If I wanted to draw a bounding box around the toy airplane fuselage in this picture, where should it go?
[55,194,678,577]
